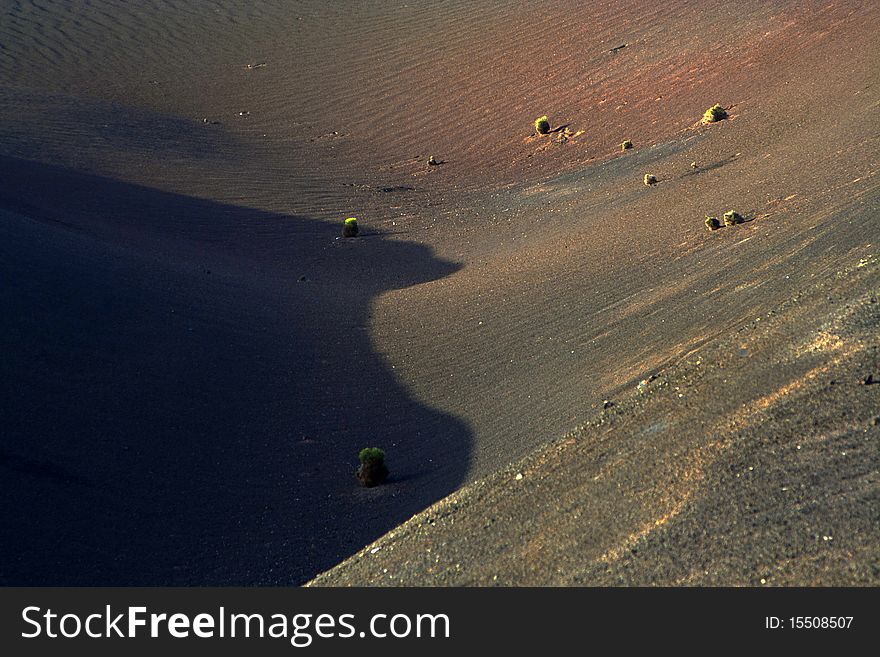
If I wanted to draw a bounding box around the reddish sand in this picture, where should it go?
[0,0,877,584]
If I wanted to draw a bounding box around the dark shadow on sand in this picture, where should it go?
[687,155,739,177]
[0,155,470,585]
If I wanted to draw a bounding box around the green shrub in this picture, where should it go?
[621,140,633,151]
[427,155,437,166]
[644,174,657,186]
[705,216,720,231]
[534,115,550,135]
[359,447,385,464]
[342,217,359,237]
[723,210,741,226]
[702,104,728,124]
[357,447,389,487]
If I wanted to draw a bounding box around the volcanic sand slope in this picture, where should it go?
[311,256,880,586]
[0,0,878,584]
[0,158,471,585]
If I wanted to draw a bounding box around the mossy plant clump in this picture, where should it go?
[705,216,721,231]
[702,104,728,124]
[644,174,657,186]
[621,140,633,151]
[534,116,551,135]
[342,217,359,237]
[357,447,389,487]
[723,210,742,226]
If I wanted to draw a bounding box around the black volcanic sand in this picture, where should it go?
[1,1,878,585]
[310,256,880,586]
[0,157,470,585]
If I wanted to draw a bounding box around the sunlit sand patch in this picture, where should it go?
[796,330,845,357]
[731,279,769,294]
[604,337,706,391]
[519,183,556,197]
[595,323,867,567]
[598,439,725,564]
[726,345,862,427]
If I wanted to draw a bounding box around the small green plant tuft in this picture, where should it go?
[644,174,657,186]
[723,210,742,226]
[359,447,385,463]
[705,216,721,231]
[357,447,389,487]
[702,104,728,124]
[342,217,359,237]
[534,115,550,135]
[621,140,633,151]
